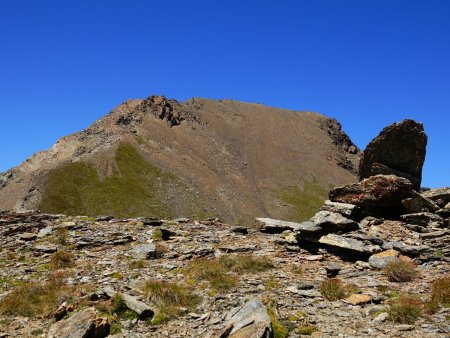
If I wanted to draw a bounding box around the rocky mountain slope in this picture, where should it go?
[0,95,359,223]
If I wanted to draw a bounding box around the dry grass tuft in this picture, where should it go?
[0,272,75,318]
[430,275,450,307]
[50,250,76,270]
[388,294,423,324]
[185,258,237,293]
[218,254,274,273]
[319,278,350,301]
[384,258,417,282]
[141,279,201,324]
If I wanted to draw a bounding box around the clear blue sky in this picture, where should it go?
[1,0,449,187]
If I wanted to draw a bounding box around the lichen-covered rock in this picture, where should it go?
[329,175,415,218]
[359,119,427,190]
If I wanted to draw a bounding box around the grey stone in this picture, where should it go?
[130,243,156,259]
[401,193,438,213]
[421,187,450,204]
[18,232,37,241]
[373,312,388,322]
[318,234,381,254]
[256,218,306,233]
[323,261,341,276]
[400,212,444,228]
[34,244,58,253]
[296,281,315,290]
[121,293,154,320]
[382,241,429,256]
[47,307,110,338]
[221,298,272,338]
[37,226,53,238]
[329,175,415,218]
[309,211,359,233]
[320,200,360,219]
[368,250,400,269]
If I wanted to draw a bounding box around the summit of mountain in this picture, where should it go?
[0,95,359,223]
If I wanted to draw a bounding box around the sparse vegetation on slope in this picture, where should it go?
[384,258,418,282]
[0,272,77,318]
[141,280,201,324]
[279,177,329,221]
[39,143,207,218]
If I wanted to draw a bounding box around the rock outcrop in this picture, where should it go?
[47,307,110,338]
[329,174,415,218]
[359,119,427,190]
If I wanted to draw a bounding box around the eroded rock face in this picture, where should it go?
[359,119,427,190]
[329,175,415,218]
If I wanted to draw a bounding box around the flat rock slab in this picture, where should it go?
[368,250,401,269]
[400,212,444,228]
[345,294,372,305]
[320,200,360,219]
[47,307,110,338]
[18,232,37,241]
[256,218,305,233]
[318,234,381,254]
[130,243,156,259]
[309,211,359,233]
[382,241,429,256]
[122,293,154,320]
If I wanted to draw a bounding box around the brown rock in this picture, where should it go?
[345,294,372,305]
[47,307,110,338]
[359,119,427,190]
[329,175,415,218]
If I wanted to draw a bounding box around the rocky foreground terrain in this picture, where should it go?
[0,181,449,338]
[0,120,449,338]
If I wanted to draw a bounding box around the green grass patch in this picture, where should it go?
[141,280,201,324]
[0,272,77,318]
[319,278,351,301]
[388,294,423,324]
[185,258,237,293]
[278,177,328,221]
[383,258,417,283]
[49,250,76,270]
[218,254,274,273]
[39,143,207,218]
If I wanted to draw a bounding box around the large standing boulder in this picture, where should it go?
[359,119,427,190]
[329,175,415,218]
